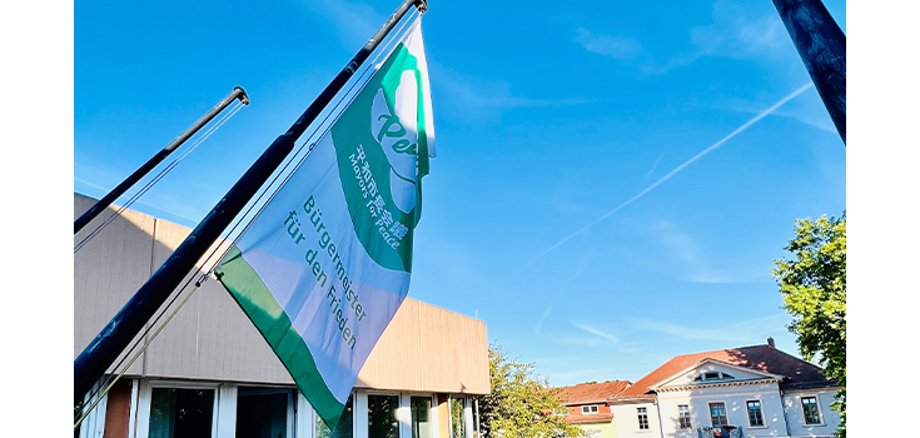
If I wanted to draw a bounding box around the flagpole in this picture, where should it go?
[74,0,428,404]
[772,0,846,143]
[74,87,250,234]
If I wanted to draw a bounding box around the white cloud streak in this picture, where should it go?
[570,322,621,344]
[525,83,814,266]
[534,305,553,336]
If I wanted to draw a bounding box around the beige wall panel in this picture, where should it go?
[75,193,489,394]
[74,194,155,376]
[356,299,422,391]
[142,219,293,383]
[357,299,489,395]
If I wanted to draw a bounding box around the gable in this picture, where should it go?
[652,359,784,390]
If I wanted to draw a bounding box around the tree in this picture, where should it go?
[772,213,846,436]
[477,346,583,437]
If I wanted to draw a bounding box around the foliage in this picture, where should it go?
[477,346,583,437]
[772,213,846,437]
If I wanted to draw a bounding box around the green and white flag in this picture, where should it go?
[214,20,434,428]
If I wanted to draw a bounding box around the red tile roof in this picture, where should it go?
[554,380,632,405]
[568,413,614,424]
[615,344,832,399]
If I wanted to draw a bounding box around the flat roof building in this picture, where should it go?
[74,193,489,438]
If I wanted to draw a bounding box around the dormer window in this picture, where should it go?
[694,371,735,382]
[581,405,599,415]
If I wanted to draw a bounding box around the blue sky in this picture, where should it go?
[75,0,846,386]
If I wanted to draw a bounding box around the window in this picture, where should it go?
[678,405,691,429]
[709,402,728,427]
[149,387,215,437]
[581,405,599,415]
[368,395,400,438]
[637,407,649,430]
[746,400,765,427]
[801,396,822,425]
[411,396,433,438]
[450,397,466,438]
[315,395,353,438]
[236,387,292,438]
[694,371,735,382]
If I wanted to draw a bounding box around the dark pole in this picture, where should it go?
[74,87,250,234]
[772,0,846,143]
[74,0,427,404]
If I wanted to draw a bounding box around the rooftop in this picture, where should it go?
[615,344,833,399]
[554,380,631,405]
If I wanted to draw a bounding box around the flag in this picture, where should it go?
[214,20,434,428]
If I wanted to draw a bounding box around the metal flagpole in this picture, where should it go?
[772,0,846,144]
[73,0,429,404]
[74,87,250,234]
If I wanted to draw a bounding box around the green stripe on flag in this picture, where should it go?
[214,246,345,427]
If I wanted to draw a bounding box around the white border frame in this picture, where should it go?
[635,405,652,433]
[406,392,439,438]
[236,385,296,437]
[744,398,768,429]
[134,379,223,438]
[676,403,692,431]
[706,400,729,428]
[798,394,825,427]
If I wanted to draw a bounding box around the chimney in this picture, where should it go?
[767,337,775,348]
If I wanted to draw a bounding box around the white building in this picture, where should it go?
[608,340,841,438]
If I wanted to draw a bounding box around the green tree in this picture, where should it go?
[772,213,846,436]
[477,346,582,438]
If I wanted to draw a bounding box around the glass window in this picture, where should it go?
[450,397,466,438]
[746,400,764,427]
[315,396,353,438]
[637,407,649,430]
[678,405,691,429]
[368,395,399,438]
[411,396,433,438]
[695,371,735,382]
[236,387,291,438]
[801,397,822,425]
[149,387,215,438]
[581,405,599,414]
[709,402,728,427]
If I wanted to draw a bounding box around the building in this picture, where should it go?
[74,193,490,438]
[608,340,842,438]
[554,381,631,438]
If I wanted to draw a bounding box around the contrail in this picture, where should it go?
[525,83,815,267]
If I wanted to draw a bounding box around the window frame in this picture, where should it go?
[708,401,729,428]
[636,406,650,431]
[364,391,402,438]
[694,371,735,382]
[800,395,824,426]
[581,404,599,415]
[677,404,692,430]
[745,399,766,428]
[236,386,296,438]
[135,379,222,438]
[407,393,437,438]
